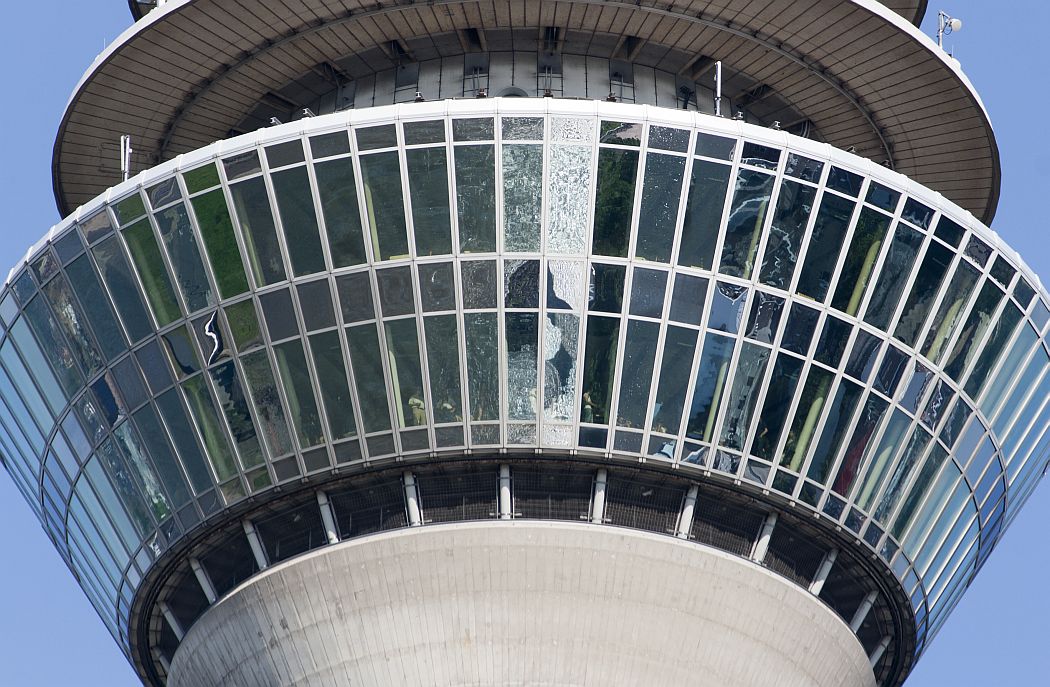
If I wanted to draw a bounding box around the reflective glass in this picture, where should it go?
[464,313,500,421]
[832,394,889,496]
[892,444,948,538]
[580,316,620,424]
[264,140,304,168]
[863,224,923,328]
[616,320,659,429]
[685,332,734,442]
[543,313,579,423]
[224,299,263,352]
[668,273,708,326]
[40,273,105,377]
[356,124,397,150]
[546,145,591,254]
[648,126,689,152]
[592,148,639,257]
[314,158,367,267]
[307,331,357,440]
[719,342,771,451]
[784,153,823,182]
[505,313,539,421]
[744,291,784,344]
[708,282,747,334]
[419,262,456,312]
[759,180,817,289]
[807,378,863,483]
[190,189,251,298]
[183,163,221,194]
[942,281,1004,378]
[384,319,427,428]
[424,315,464,423]
[131,404,192,507]
[964,305,1022,398]
[209,361,265,467]
[182,372,238,478]
[780,303,819,355]
[628,269,666,318]
[796,193,855,302]
[122,219,182,325]
[501,117,543,140]
[359,152,409,260]
[259,288,298,341]
[310,131,351,158]
[845,330,882,383]
[981,326,1040,419]
[154,203,215,312]
[678,160,731,270]
[505,260,540,309]
[345,325,391,432]
[635,153,686,262]
[826,167,862,196]
[223,150,261,180]
[589,264,625,313]
[830,208,891,315]
[599,121,642,146]
[296,280,336,332]
[719,169,774,278]
[239,350,295,457]
[336,272,374,322]
[874,427,932,522]
[695,133,735,160]
[406,147,454,255]
[271,167,325,276]
[502,144,542,252]
[455,145,496,252]
[154,388,212,493]
[780,365,834,471]
[377,267,415,316]
[273,340,325,447]
[814,316,851,367]
[461,260,497,309]
[452,118,494,141]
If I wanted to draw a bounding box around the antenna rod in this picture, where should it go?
[714,60,722,116]
[119,135,132,182]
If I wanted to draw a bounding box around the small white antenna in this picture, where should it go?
[937,10,963,50]
[714,61,723,117]
[119,135,133,182]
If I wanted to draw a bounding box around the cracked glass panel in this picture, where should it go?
[547,261,585,311]
[506,313,539,420]
[502,144,542,252]
[543,313,578,423]
[547,145,591,254]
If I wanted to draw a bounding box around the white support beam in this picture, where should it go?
[317,490,340,545]
[809,548,838,596]
[189,557,217,604]
[869,635,891,666]
[498,465,512,519]
[590,469,608,524]
[850,591,878,632]
[403,471,422,526]
[159,601,184,641]
[751,512,778,563]
[676,485,699,539]
[242,519,268,571]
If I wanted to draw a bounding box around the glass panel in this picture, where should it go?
[546,145,591,254]
[892,444,948,539]
[181,375,238,481]
[648,126,689,152]
[814,316,851,367]
[543,313,579,423]
[183,163,221,194]
[719,342,771,450]
[719,170,774,278]
[22,298,82,397]
[314,158,367,267]
[668,273,708,326]
[784,154,823,182]
[239,350,295,457]
[806,378,863,483]
[865,182,900,212]
[310,131,351,158]
[628,268,666,318]
[461,261,497,309]
[964,235,992,267]
[419,262,456,312]
[796,193,856,302]
[8,318,65,414]
[360,152,409,260]
[377,267,415,317]
[778,365,834,471]
[259,288,299,341]
[336,272,374,322]
[580,316,620,424]
[273,340,326,447]
[830,208,892,315]
[464,313,500,421]
[685,332,734,442]
[740,142,780,170]
[501,117,543,140]
[635,153,686,262]
[505,313,539,421]
[678,160,731,270]
[902,198,934,229]
[308,331,357,440]
[190,189,251,298]
[114,421,174,522]
[383,319,426,428]
[942,281,1004,378]
[123,219,182,325]
[264,140,304,168]
[826,167,862,197]
[40,273,105,377]
[980,326,1040,419]
[873,426,932,522]
[132,404,192,507]
[114,193,147,226]
[744,292,784,344]
[589,264,625,313]
[230,178,286,285]
[154,203,215,312]
[832,394,889,496]
[505,260,540,309]
[210,361,265,467]
[592,148,639,257]
[455,145,496,252]
[452,118,494,141]
[406,147,454,255]
[223,300,262,353]
[297,280,335,331]
[708,282,747,334]
[356,124,398,150]
[271,166,325,276]
[759,180,817,289]
[695,133,735,160]
[502,144,542,252]
[599,121,642,146]
[964,305,1022,398]
[223,150,261,180]
[346,325,392,432]
[646,327,697,436]
[616,320,659,429]
[780,303,819,355]
[863,224,923,329]
[424,315,464,423]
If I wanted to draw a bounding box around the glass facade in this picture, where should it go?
[3,102,1047,674]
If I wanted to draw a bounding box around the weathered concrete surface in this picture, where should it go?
[168,521,875,687]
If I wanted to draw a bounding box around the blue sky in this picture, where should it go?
[0,2,1047,685]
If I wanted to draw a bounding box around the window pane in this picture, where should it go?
[547,144,591,254]
[942,281,1004,378]
[154,203,215,312]
[796,193,855,302]
[407,147,453,255]
[181,375,238,481]
[759,180,817,289]
[832,394,889,496]
[964,306,1022,399]
[273,339,326,447]
[154,388,213,493]
[455,145,497,253]
[190,189,250,298]
[314,158,367,267]
[502,144,542,252]
[678,160,731,270]
[750,354,805,461]
[419,262,456,312]
[505,313,539,421]
[384,319,426,428]
[651,326,697,435]
[360,152,409,260]
[635,153,686,262]
[920,261,981,362]
[307,331,357,440]
[424,315,464,423]
[780,365,835,471]
[239,350,295,457]
[91,236,155,341]
[807,379,863,483]
[63,255,127,358]
[685,332,734,442]
[123,219,182,325]
[592,148,639,257]
[210,360,265,467]
[464,313,500,421]
[40,273,105,377]
[718,169,774,278]
[580,316,620,424]
[830,208,892,315]
[863,224,923,329]
[616,320,659,429]
[272,166,326,276]
[543,313,579,423]
[346,325,392,432]
[719,342,771,451]
[230,178,286,286]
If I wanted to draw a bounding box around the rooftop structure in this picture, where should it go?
[1,2,1045,686]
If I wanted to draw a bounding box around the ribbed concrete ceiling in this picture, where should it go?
[65,0,995,222]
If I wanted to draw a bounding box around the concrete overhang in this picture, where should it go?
[64,0,995,221]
